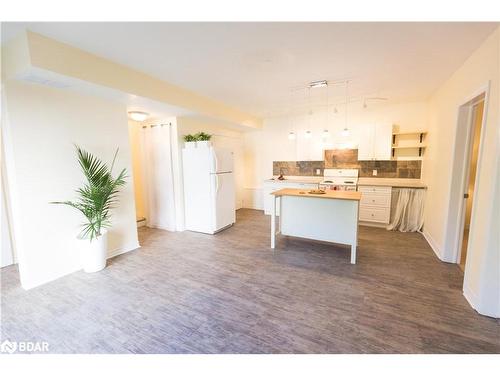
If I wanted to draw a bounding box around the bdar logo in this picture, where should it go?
[0,339,17,354]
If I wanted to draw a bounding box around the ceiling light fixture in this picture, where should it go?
[322,129,330,139]
[128,111,149,122]
[305,130,312,139]
[309,80,328,89]
[288,131,296,140]
[342,128,350,137]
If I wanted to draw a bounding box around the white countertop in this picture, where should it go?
[358,178,427,189]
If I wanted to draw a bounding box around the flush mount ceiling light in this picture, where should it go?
[128,111,149,122]
[309,80,328,89]
[288,131,296,140]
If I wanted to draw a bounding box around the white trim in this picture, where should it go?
[107,242,140,259]
[359,221,387,228]
[1,85,29,284]
[463,283,480,313]
[421,230,444,261]
[442,82,490,263]
[462,283,499,318]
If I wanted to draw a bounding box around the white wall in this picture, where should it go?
[243,101,429,208]
[3,81,139,289]
[422,27,500,317]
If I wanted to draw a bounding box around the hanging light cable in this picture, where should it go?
[342,81,350,137]
[288,88,296,140]
[322,83,330,139]
[305,86,312,138]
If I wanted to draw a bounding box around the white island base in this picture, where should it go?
[271,189,362,264]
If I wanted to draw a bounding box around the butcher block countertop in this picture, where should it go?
[271,188,362,201]
[358,178,427,189]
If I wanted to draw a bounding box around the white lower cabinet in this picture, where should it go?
[263,181,317,215]
[358,185,392,225]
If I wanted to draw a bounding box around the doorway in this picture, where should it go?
[456,93,486,271]
[447,87,488,271]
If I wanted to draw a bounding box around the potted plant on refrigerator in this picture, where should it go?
[183,134,197,148]
[51,145,127,273]
[195,132,212,147]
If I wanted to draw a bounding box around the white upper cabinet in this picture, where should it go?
[357,124,375,161]
[373,123,393,160]
[357,123,392,161]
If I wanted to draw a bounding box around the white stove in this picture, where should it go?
[320,169,359,191]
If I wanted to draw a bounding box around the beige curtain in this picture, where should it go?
[387,188,426,232]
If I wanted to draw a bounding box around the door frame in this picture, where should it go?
[443,82,490,264]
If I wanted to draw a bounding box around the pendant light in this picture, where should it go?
[305,87,312,139]
[287,88,296,141]
[322,82,330,139]
[342,81,350,137]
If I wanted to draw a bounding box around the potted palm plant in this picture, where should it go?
[52,145,127,273]
[195,132,212,147]
[183,134,197,148]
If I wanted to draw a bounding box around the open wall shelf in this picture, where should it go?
[391,131,427,159]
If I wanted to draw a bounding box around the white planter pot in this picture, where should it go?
[184,142,197,149]
[196,140,212,147]
[79,230,108,273]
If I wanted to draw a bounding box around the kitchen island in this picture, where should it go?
[270,188,362,264]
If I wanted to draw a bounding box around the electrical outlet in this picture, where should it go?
[372,169,378,176]
[316,169,321,175]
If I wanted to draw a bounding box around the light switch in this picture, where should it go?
[372,170,378,176]
[316,169,321,175]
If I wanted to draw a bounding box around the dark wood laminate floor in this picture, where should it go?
[1,209,499,353]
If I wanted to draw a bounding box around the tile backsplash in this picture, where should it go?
[273,149,422,179]
[273,160,324,177]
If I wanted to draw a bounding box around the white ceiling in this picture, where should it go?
[2,22,498,117]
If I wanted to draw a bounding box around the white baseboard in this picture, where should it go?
[421,230,444,261]
[107,241,140,259]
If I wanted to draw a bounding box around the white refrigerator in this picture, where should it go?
[182,146,236,234]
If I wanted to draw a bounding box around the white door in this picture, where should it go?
[357,124,375,160]
[373,123,393,160]
[212,172,235,231]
